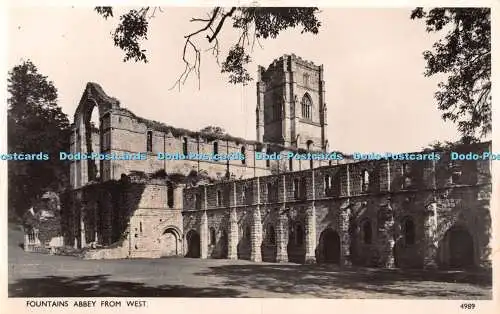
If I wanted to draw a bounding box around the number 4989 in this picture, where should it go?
[460,303,476,310]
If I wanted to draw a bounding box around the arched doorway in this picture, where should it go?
[318,228,341,264]
[160,228,180,257]
[445,227,474,268]
[186,230,201,258]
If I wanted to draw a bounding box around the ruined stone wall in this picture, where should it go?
[63,174,184,259]
[97,107,335,183]
[70,79,337,192]
[182,142,492,269]
[72,105,336,189]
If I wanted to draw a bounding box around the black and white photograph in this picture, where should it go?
[2,0,498,312]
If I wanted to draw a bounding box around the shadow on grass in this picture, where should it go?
[9,274,242,297]
[194,263,492,299]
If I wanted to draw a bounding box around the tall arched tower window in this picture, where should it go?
[301,94,312,120]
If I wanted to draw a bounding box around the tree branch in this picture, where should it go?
[184,7,220,39]
[169,8,221,91]
[207,7,236,43]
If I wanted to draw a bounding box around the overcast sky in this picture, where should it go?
[7,6,467,153]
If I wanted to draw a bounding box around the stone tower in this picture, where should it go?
[256,54,328,151]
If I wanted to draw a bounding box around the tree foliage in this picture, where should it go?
[95,7,321,89]
[411,8,491,141]
[199,125,226,135]
[7,60,71,219]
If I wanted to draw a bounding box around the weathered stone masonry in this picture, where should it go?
[182,144,492,269]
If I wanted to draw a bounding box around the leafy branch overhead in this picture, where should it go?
[95,7,321,89]
[411,8,491,142]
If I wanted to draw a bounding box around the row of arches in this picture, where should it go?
[181,225,475,269]
[183,225,340,264]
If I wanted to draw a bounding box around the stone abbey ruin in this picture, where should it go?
[23,54,492,269]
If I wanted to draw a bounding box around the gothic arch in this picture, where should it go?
[439,225,475,269]
[237,220,252,260]
[301,93,313,119]
[185,229,201,258]
[317,227,341,264]
[72,83,120,188]
[160,226,182,257]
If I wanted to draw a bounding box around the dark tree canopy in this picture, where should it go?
[411,8,491,142]
[95,7,321,89]
[7,60,71,219]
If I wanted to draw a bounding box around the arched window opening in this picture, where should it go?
[301,94,312,119]
[210,227,216,245]
[289,158,293,171]
[362,170,370,192]
[217,190,223,206]
[139,221,143,233]
[324,174,332,194]
[146,130,153,152]
[213,141,218,155]
[241,146,246,164]
[362,220,372,244]
[167,182,174,208]
[403,218,415,246]
[183,137,188,155]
